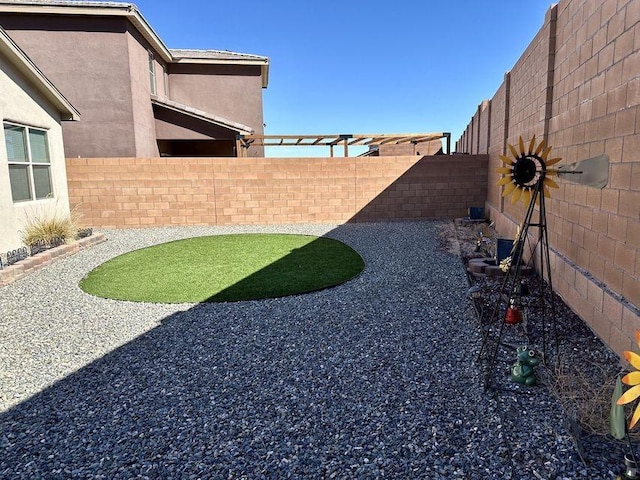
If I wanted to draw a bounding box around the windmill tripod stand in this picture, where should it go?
[476,135,609,390]
[477,178,558,390]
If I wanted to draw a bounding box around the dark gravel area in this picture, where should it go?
[0,221,629,478]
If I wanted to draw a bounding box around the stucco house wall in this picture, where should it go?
[167,63,265,137]
[0,1,269,158]
[166,60,265,156]
[126,23,164,158]
[0,14,137,158]
[0,34,76,253]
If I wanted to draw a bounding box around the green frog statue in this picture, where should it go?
[510,345,540,386]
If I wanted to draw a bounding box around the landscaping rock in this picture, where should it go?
[0,221,627,479]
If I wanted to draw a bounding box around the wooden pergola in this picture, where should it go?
[236,132,451,157]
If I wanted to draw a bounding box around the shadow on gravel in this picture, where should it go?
[0,222,623,478]
[0,222,492,478]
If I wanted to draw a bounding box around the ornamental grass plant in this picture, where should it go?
[19,204,81,247]
[540,358,623,438]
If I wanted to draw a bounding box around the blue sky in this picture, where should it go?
[133,0,553,155]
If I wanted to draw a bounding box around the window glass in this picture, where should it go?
[4,123,53,202]
[4,124,27,162]
[8,164,31,202]
[148,51,156,95]
[29,129,50,163]
[33,165,53,199]
[163,67,168,96]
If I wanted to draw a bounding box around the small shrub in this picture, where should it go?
[20,207,81,246]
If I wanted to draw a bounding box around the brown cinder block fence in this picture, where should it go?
[456,0,640,355]
[65,154,488,228]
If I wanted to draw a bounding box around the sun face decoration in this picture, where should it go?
[496,135,561,205]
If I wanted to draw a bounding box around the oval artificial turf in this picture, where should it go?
[80,234,365,303]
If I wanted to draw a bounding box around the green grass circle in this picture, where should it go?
[80,234,365,303]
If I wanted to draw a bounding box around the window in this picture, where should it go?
[163,67,169,97]
[4,123,53,202]
[148,51,156,94]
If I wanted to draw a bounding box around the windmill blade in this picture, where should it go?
[557,154,609,188]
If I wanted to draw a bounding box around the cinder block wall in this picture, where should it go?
[66,154,488,228]
[456,0,640,355]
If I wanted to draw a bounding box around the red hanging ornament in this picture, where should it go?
[505,299,522,325]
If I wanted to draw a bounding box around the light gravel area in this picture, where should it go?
[0,221,622,478]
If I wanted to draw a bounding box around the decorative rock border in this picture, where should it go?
[467,257,533,278]
[0,233,107,287]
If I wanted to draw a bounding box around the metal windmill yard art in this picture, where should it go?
[478,135,609,390]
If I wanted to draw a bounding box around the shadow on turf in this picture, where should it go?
[204,236,364,302]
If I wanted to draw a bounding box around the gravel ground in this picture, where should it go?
[0,221,627,479]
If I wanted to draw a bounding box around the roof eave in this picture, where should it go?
[172,57,270,88]
[0,2,173,62]
[125,5,172,62]
[151,95,254,135]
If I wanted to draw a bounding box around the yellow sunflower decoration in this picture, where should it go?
[617,331,640,430]
[496,135,561,205]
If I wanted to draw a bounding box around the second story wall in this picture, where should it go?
[168,63,265,155]
[126,23,163,158]
[0,5,268,159]
[0,14,138,158]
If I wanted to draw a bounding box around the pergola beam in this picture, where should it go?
[237,132,449,155]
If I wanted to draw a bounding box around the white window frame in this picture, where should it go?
[163,66,169,97]
[148,51,157,95]
[3,121,53,203]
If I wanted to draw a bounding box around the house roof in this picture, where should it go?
[0,0,270,87]
[150,95,254,136]
[171,49,269,62]
[0,26,79,120]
